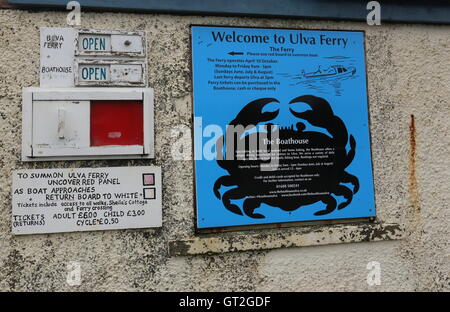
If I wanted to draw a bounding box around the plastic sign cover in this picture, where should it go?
[192,26,375,229]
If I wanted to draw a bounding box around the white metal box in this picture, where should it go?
[22,87,154,161]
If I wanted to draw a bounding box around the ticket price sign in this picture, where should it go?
[12,166,161,235]
[191,26,376,229]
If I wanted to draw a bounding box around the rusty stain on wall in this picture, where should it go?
[408,114,421,212]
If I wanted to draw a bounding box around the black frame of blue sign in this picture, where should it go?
[190,25,377,233]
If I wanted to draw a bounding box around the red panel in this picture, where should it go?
[90,100,143,146]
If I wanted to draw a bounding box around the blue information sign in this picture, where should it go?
[192,26,375,229]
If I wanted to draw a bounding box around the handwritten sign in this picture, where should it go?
[12,166,162,235]
[40,27,76,87]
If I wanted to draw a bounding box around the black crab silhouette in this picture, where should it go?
[213,95,359,219]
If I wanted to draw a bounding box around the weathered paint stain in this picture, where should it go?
[169,222,404,256]
[408,114,421,212]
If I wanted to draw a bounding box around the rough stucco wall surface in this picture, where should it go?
[0,9,448,291]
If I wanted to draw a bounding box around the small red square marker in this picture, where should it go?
[90,100,143,146]
[143,173,155,186]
